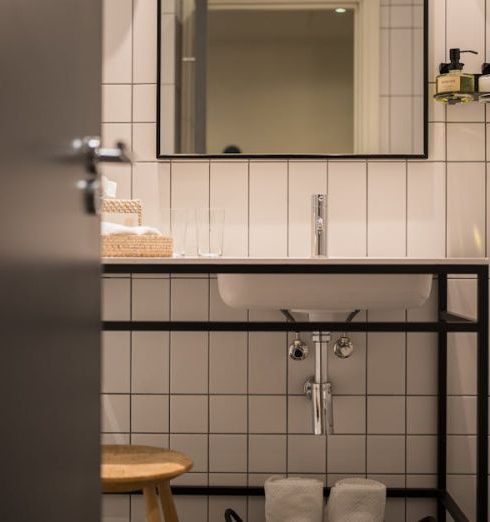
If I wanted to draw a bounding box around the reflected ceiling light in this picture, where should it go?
[335,7,347,13]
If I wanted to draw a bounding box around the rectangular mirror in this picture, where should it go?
[158,0,428,158]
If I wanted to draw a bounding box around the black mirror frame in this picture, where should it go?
[156,0,428,160]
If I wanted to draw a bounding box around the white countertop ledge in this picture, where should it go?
[102,257,489,265]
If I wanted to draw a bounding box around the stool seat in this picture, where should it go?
[101,445,193,522]
[102,445,192,492]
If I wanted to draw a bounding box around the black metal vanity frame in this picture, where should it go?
[103,262,488,522]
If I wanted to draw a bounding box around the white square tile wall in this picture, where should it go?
[101,0,488,520]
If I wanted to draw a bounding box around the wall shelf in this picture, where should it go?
[433,91,490,105]
[433,92,479,104]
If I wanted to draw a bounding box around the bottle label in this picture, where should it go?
[437,75,461,93]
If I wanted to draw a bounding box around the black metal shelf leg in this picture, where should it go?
[437,273,448,522]
[477,265,489,522]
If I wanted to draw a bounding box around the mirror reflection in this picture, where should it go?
[159,0,426,157]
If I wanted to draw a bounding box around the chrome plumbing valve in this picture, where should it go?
[333,335,354,358]
[288,333,309,361]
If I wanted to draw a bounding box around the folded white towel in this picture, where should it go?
[265,475,324,522]
[101,221,162,236]
[101,176,118,198]
[325,478,386,522]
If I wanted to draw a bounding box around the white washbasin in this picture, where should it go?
[217,273,432,313]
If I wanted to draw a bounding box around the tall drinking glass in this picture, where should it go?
[163,208,194,257]
[197,208,225,257]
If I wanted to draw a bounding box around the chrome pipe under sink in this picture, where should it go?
[305,331,334,435]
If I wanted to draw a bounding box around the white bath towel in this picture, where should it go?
[101,221,162,236]
[265,475,324,522]
[325,478,386,522]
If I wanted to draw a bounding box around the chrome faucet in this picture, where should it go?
[312,194,327,257]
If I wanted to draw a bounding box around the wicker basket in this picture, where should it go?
[102,198,143,225]
[101,199,173,258]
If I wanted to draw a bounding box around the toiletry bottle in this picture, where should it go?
[479,63,490,101]
[435,48,478,103]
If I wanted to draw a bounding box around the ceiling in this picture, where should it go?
[208,8,354,43]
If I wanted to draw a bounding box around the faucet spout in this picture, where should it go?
[311,194,327,257]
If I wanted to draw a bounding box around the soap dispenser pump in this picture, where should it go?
[435,48,478,104]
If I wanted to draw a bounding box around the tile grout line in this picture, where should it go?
[101,431,470,438]
[129,2,134,519]
[404,154,408,518]
[168,272,172,483]
[129,276,133,444]
[247,160,250,258]
[404,310,408,518]
[207,155,211,522]
[246,309,250,492]
[444,0,448,260]
[122,158,490,164]
[103,392,478,398]
[411,3,415,155]
[207,275,211,521]
[388,2,392,153]
[130,0,135,202]
[246,158,251,516]
[365,160,369,256]
[285,160,289,483]
[325,159,329,487]
[485,0,488,260]
[168,148,173,483]
[405,159,409,257]
[286,159,290,258]
[364,160,369,484]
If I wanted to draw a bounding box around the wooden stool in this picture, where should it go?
[101,445,193,522]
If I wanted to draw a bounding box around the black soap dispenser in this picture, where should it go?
[435,48,478,103]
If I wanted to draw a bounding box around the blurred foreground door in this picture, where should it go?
[0,1,101,521]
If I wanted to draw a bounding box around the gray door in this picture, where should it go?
[0,1,102,521]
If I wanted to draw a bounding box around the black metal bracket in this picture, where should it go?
[102,261,488,522]
[170,486,438,498]
[103,320,479,333]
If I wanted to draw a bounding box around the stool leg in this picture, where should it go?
[158,481,179,522]
[143,486,162,522]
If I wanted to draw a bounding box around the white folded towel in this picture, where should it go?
[101,221,162,236]
[265,475,324,522]
[325,478,386,522]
